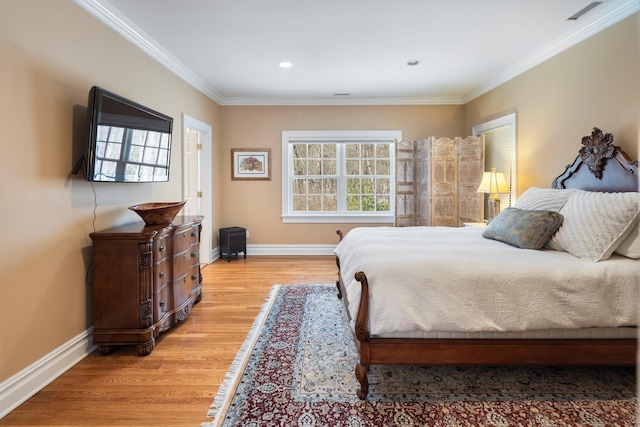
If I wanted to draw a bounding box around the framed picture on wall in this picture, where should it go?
[231,148,271,180]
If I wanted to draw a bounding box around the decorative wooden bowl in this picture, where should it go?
[128,201,186,225]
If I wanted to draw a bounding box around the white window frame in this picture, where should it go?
[472,113,517,210]
[282,130,401,224]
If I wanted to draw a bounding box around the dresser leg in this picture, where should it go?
[136,340,155,356]
[97,345,115,355]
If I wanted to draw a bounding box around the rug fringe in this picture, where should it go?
[202,284,281,427]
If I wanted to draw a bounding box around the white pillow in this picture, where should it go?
[546,190,640,262]
[513,187,574,212]
[614,217,640,258]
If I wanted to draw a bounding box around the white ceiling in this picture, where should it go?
[76,0,638,105]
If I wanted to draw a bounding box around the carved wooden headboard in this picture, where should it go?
[552,127,638,192]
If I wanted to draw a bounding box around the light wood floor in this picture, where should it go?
[0,256,337,427]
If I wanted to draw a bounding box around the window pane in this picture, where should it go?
[345,144,359,158]
[293,159,307,175]
[156,149,169,166]
[376,178,390,194]
[376,144,390,157]
[143,147,159,164]
[131,130,146,145]
[308,195,322,211]
[293,195,307,211]
[362,144,375,158]
[160,133,170,149]
[323,144,336,158]
[308,178,322,194]
[129,145,143,162]
[347,195,360,211]
[146,132,160,147]
[293,144,306,158]
[362,159,374,175]
[101,160,117,176]
[104,142,122,160]
[97,126,110,141]
[108,127,124,142]
[139,165,154,177]
[323,195,337,211]
[323,159,336,175]
[323,178,337,194]
[293,178,307,194]
[376,159,390,175]
[362,195,375,211]
[362,178,374,194]
[376,195,390,212]
[308,144,321,158]
[347,178,360,194]
[346,159,360,175]
[308,159,321,175]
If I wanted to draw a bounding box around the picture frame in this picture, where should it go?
[231,148,271,181]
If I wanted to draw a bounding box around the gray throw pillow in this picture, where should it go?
[483,207,564,250]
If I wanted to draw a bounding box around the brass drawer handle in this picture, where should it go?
[159,272,166,278]
[191,231,197,237]
[191,252,197,257]
[191,274,198,280]
[159,300,165,307]
[159,246,166,252]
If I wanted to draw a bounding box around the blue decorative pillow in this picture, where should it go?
[483,208,564,250]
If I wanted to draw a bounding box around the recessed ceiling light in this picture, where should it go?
[407,60,421,66]
[279,61,292,68]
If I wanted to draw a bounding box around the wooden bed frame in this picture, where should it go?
[335,127,638,400]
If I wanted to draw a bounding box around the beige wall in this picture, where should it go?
[465,14,639,193]
[0,1,221,381]
[220,105,465,244]
[1,0,637,398]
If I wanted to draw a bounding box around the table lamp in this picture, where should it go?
[477,167,510,222]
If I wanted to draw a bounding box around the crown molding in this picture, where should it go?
[219,95,464,106]
[462,0,640,103]
[73,0,225,104]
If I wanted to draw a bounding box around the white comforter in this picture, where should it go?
[334,226,639,336]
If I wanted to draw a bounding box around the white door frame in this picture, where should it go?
[182,114,213,264]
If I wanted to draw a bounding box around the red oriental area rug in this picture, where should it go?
[203,284,637,427]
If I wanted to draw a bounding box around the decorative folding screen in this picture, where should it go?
[395,136,484,227]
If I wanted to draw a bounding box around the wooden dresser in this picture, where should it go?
[90,216,203,355]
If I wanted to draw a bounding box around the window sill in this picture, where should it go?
[281,214,394,224]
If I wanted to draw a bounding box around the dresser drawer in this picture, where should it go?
[154,259,171,290]
[172,265,200,307]
[173,248,197,277]
[154,235,172,262]
[154,285,172,323]
[189,265,201,291]
[173,225,199,254]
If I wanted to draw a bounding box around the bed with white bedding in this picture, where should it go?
[334,128,639,399]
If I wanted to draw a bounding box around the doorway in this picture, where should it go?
[182,114,213,264]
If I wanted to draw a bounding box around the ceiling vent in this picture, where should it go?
[567,2,602,20]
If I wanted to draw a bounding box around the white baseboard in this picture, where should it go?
[0,328,95,419]
[246,244,336,256]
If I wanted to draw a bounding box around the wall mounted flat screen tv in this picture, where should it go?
[84,86,173,182]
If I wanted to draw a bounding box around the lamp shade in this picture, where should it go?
[477,167,510,195]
